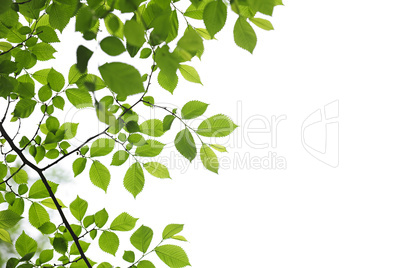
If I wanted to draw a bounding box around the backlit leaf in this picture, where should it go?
[123,162,144,198]
[130,225,153,253]
[89,161,111,192]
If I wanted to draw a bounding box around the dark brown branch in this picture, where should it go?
[0,123,92,268]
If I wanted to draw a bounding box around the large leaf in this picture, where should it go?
[140,119,164,137]
[196,114,238,137]
[99,231,119,256]
[89,161,111,192]
[14,99,36,118]
[181,100,208,119]
[73,157,87,177]
[31,42,57,61]
[15,232,37,257]
[233,17,257,53]
[174,129,196,162]
[28,202,50,228]
[203,0,227,37]
[135,140,165,157]
[99,62,144,98]
[70,196,88,221]
[130,225,153,253]
[110,212,138,231]
[28,179,58,199]
[90,138,115,157]
[162,224,184,239]
[123,162,144,198]
[66,88,93,108]
[124,20,145,47]
[155,245,190,268]
[100,36,126,56]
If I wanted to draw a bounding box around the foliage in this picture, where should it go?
[0,0,282,267]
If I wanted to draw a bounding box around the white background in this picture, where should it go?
[3,0,402,267]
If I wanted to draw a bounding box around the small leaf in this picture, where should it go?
[110,150,129,166]
[100,36,126,56]
[29,202,50,228]
[110,212,138,231]
[123,250,135,263]
[39,249,54,264]
[94,208,109,228]
[28,179,58,199]
[14,99,36,118]
[137,260,156,268]
[47,68,65,92]
[89,160,111,192]
[99,231,119,256]
[172,235,187,242]
[41,198,66,210]
[123,162,144,198]
[130,225,153,253]
[163,115,175,131]
[155,245,190,268]
[181,100,208,119]
[70,241,90,255]
[203,0,227,37]
[143,162,170,179]
[174,129,196,162]
[70,196,88,221]
[249,17,274,31]
[73,157,87,177]
[135,140,165,157]
[140,119,164,137]
[0,209,22,228]
[179,65,202,85]
[9,167,28,184]
[162,224,184,239]
[210,144,227,152]
[124,20,145,47]
[77,45,93,73]
[31,42,57,61]
[200,144,219,174]
[66,88,93,108]
[233,17,257,53]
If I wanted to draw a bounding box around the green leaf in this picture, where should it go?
[68,64,84,84]
[179,65,202,85]
[59,122,79,139]
[90,138,115,157]
[46,149,59,159]
[203,0,227,37]
[137,260,156,268]
[0,228,11,243]
[76,45,93,73]
[123,250,135,263]
[233,17,257,53]
[176,27,203,60]
[15,232,37,257]
[249,17,274,31]
[28,202,50,228]
[94,208,108,228]
[14,99,36,118]
[0,209,22,228]
[140,119,164,137]
[181,100,208,119]
[124,20,145,47]
[110,150,129,166]
[162,224,184,239]
[73,157,87,177]
[196,114,238,137]
[70,196,88,221]
[99,62,144,98]
[75,5,95,33]
[89,161,111,192]
[53,96,65,109]
[53,234,68,254]
[9,167,28,184]
[47,68,65,91]
[110,212,138,231]
[39,249,53,264]
[130,225,153,253]
[174,129,196,162]
[46,116,60,133]
[163,115,175,131]
[210,144,227,152]
[66,88,93,108]
[155,245,190,268]
[100,36,126,56]
[29,179,58,199]
[135,140,165,157]
[37,26,60,43]
[140,48,152,59]
[48,2,76,32]
[70,241,90,255]
[157,69,178,94]
[123,162,144,198]
[200,144,219,174]
[40,198,66,210]
[105,13,124,39]
[172,235,187,241]
[99,231,119,256]
[31,42,56,61]
[143,162,170,179]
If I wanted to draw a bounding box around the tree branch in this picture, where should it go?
[0,122,92,268]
